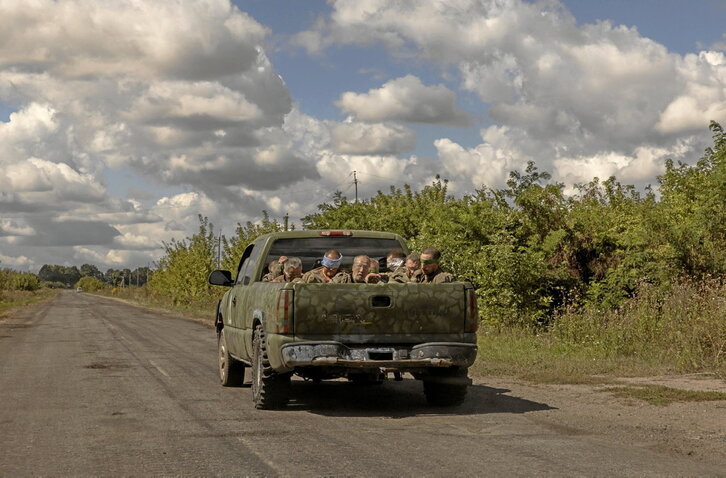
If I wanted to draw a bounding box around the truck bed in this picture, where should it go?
[291,282,468,342]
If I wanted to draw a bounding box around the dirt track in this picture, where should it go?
[1,291,724,476]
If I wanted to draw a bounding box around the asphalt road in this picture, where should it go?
[0,291,722,477]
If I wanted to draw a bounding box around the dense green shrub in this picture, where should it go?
[10,273,41,291]
[76,276,106,292]
[0,269,41,292]
[41,281,67,289]
[147,215,219,306]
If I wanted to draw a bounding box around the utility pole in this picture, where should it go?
[353,170,358,203]
[217,230,222,268]
[284,213,289,231]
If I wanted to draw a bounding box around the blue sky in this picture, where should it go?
[562,0,726,54]
[1,0,725,271]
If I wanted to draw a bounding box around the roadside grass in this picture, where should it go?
[0,289,58,319]
[600,384,726,406]
[473,279,726,383]
[93,286,218,324]
[472,328,668,384]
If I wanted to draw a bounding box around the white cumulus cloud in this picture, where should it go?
[336,75,471,126]
[331,122,416,154]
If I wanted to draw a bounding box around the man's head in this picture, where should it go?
[321,249,342,278]
[419,247,441,275]
[385,249,406,271]
[351,255,370,282]
[283,257,302,280]
[368,258,380,274]
[405,253,420,276]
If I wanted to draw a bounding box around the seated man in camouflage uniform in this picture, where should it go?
[385,249,406,273]
[411,247,454,283]
[366,250,404,283]
[350,255,372,283]
[262,256,287,282]
[388,252,419,283]
[271,257,303,283]
[301,250,350,283]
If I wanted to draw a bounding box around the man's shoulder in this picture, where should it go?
[432,270,455,283]
[412,269,455,283]
[410,269,425,282]
[331,271,352,283]
[301,268,324,282]
[387,268,410,282]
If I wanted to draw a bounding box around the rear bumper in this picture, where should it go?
[280,341,477,369]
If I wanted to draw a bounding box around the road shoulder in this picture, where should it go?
[474,375,726,467]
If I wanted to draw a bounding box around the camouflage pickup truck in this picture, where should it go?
[208,230,478,409]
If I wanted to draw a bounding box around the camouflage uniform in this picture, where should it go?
[301,267,351,283]
[385,265,411,283]
[262,263,283,282]
[271,275,302,284]
[334,271,356,283]
[411,268,454,284]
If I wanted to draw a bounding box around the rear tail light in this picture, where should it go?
[464,288,479,333]
[320,230,353,236]
[275,289,293,334]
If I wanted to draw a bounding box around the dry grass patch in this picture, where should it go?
[93,286,217,325]
[0,289,58,319]
[601,384,726,406]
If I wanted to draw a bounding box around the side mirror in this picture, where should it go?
[208,270,234,287]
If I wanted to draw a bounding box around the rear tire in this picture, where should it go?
[218,329,245,387]
[423,368,468,406]
[251,324,290,409]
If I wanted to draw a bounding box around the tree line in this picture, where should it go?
[34,264,151,289]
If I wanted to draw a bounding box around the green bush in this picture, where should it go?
[76,276,106,292]
[0,269,41,292]
[10,273,41,291]
[41,281,66,289]
[147,215,220,306]
[0,269,10,290]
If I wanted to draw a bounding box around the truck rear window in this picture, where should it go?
[266,237,406,273]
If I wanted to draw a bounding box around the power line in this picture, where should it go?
[354,171,405,185]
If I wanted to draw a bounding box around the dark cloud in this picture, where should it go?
[21,219,120,246]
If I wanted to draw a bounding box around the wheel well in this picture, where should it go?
[215,300,224,335]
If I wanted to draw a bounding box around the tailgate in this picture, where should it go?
[292,282,466,341]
